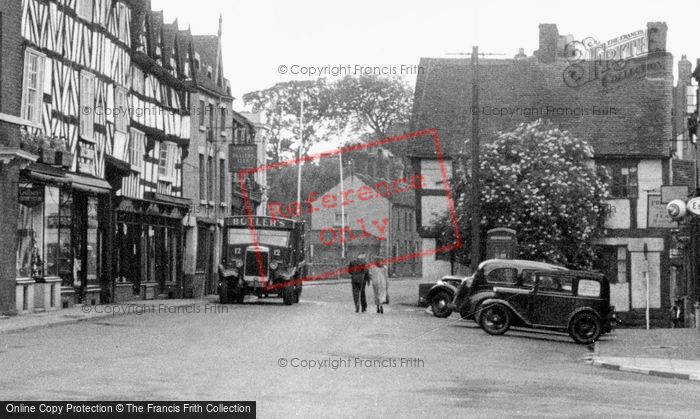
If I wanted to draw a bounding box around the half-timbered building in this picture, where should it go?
[0,0,192,315]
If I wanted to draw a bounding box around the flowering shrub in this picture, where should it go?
[431,119,610,269]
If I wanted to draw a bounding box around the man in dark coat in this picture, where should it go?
[348,254,370,312]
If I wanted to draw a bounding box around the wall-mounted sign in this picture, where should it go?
[229,144,257,173]
[687,197,700,216]
[647,194,676,228]
[18,185,44,207]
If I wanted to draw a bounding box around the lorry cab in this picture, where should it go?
[219,216,306,305]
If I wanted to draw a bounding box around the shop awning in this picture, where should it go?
[22,162,68,184]
[66,173,112,194]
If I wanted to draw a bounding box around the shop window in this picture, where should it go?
[16,184,45,278]
[86,197,99,285]
[21,49,45,125]
[43,189,74,287]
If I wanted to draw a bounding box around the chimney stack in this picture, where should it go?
[646,22,667,53]
[537,24,559,63]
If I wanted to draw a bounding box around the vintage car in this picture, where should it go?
[448,259,568,320]
[426,275,473,318]
[477,269,616,344]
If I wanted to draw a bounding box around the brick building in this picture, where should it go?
[0,0,194,314]
[410,22,676,324]
[181,16,234,297]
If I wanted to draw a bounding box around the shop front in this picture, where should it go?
[114,193,189,301]
[16,163,112,311]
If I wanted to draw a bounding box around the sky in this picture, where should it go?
[152,0,700,107]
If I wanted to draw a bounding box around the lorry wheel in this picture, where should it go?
[282,287,295,305]
[293,289,300,304]
[234,293,245,304]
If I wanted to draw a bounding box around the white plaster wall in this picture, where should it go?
[636,160,663,229]
[421,238,451,281]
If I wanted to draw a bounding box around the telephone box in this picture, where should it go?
[486,228,518,259]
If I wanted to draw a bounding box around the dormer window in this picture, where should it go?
[194,52,200,71]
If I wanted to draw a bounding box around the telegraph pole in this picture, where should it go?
[447,47,504,272]
[470,46,481,273]
[296,93,304,215]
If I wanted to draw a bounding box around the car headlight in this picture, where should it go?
[235,259,243,268]
[270,261,279,270]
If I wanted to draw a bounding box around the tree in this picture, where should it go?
[329,74,413,143]
[243,79,333,163]
[431,119,610,269]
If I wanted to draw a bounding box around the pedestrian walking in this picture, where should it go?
[670,298,684,328]
[369,257,389,314]
[348,254,369,312]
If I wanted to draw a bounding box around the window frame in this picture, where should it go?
[158,141,176,183]
[20,48,46,125]
[602,161,638,198]
[485,267,518,285]
[128,128,144,171]
[75,0,93,21]
[199,153,207,203]
[219,158,227,206]
[79,71,96,141]
[115,87,129,133]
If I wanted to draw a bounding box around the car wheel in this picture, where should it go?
[430,291,453,318]
[282,287,295,305]
[479,304,511,335]
[568,312,601,344]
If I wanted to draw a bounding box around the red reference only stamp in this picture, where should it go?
[233,129,461,292]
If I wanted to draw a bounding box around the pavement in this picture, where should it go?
[587,327,700,381]
[0,298,205,335]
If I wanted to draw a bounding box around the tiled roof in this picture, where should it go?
[410,53,674,159]
[192,35,226,94]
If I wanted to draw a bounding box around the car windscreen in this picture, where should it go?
[228,228,290,247]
